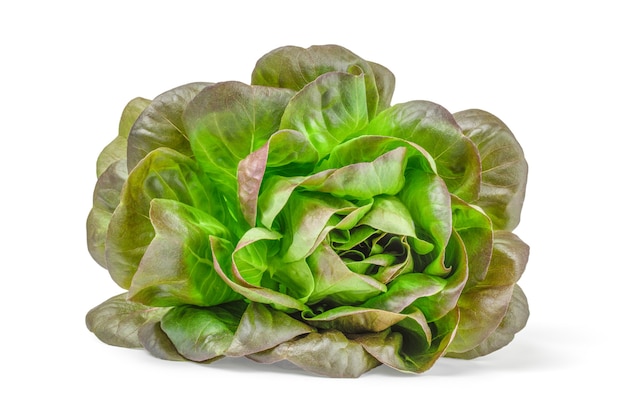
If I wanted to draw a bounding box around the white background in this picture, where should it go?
[2,1,623,414]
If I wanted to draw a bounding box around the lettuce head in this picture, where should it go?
[86,44,529,377]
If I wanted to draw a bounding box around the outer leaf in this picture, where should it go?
[96,97,151,177]
[227,302,312,356]
[85,293,170,348]
[183,81,294,182]
[89,98,148,266]
[105,148,225,289]
[138,321,186,361]
[160,302,247,362]
[446,231,529,354]
[128,199,241,307]
[118,98,152,138]
[249,330,380,378]
[356,307,459,373]
[454,109,528,230]
[251,44,393,118]
[127,82,211,171]
[280,71,369,157]
[90,160,128,214]
[303,305,430,340]
[365,101,481,202]
[446,284,529,359]
[87,159,128,267]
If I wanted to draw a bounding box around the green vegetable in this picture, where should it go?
[86,44,529,377]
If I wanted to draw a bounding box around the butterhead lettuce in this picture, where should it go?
[86,44,529,377]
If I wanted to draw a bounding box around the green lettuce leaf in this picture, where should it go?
[398,168,452,277]
[279,70,369,157]
[257,147,410,230]
[365,101,481,202]
[251,44,394,118]
[209,234,309,313]
[183,81,294,185]
[128,199,241,307]
[306,241,388,305]
[160,302,247,362]
[105,148,228,288]
[227,302,313,356]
